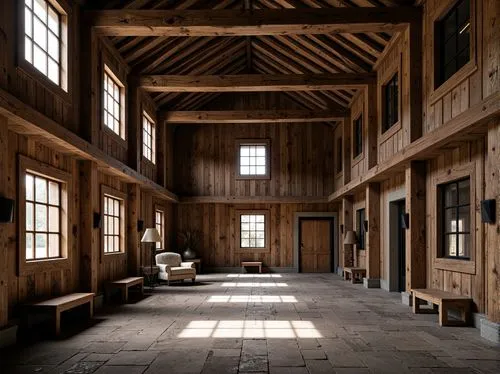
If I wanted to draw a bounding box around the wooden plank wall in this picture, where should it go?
[426,139,485,313]
[4,132,80,317]
[174,92,335,197]
[176,203,336,269]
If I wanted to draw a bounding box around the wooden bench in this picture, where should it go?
[343,267,366,284]
[412,289,472,327]
[106,277,144,303]
[27,293,94,336]
[241,261,262,273]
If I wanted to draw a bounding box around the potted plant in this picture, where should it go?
[178,230,201,260]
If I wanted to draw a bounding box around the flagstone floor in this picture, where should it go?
[1,273,499,373]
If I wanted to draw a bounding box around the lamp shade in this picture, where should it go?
[344,230,357,245]
[141,228,161,243]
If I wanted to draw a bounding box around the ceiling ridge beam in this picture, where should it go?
[88,7,419,36]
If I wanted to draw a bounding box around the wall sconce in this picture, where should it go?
[340,224,344,234]
[401,213,410,229]
[137,219,144,232]
[363,220,369,232]
[481,199,496,223]
[93,212,101,229]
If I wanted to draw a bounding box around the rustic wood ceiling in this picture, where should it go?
[87,0,413,111]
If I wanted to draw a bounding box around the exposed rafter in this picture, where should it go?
[88,7,417,36]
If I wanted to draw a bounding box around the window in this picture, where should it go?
[336,137,343,174]
[353,115,363,158]
[435,0,470,87]
[24,0,67,89]
[103,67,124,138]
[103,194,123,254]
[382,73,399,133]
[236,140,270,179]
[440,178,470,259]
[240,214,266,249]
[143,113,156,163]
[155,209,165,250]
[25,173,62,260]
[356,209,366,250]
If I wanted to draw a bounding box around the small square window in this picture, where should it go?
[435,0,471,87]
[240,214,266,249]
[236,140,270,179]
[143,113,156,164]
[353,115,363,158]
[382,73,399,133]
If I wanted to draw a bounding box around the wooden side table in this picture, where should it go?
[190,258,202,274]
[141,266,160,288]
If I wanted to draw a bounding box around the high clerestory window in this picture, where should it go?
[382,73,399,133]
[236,140,270,180]
[103,67,125,139]
[353,115,363,158]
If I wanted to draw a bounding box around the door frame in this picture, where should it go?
[293,212,338,273]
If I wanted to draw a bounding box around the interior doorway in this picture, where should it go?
[299,218,334,273]
[389,199,406,292]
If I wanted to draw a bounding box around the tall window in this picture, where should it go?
[25,173,61,260]
[237,140,270,179]
[382,73,399,133]
[24,0,66,88]
[155,209,165,250]
[240,214,266,249]
[336,137,343,174]
[103,195,123,254]
[353,115,363,158]
[356,208,366,250]
[436,0,470,87]
[103,68,124,138]
[440,178,470,259]
[143,113,156,163]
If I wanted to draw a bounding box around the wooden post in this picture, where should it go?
[405,160,426,291]
[366,83,378,169]
[365,182,381,284]
[0,115,9,327]
[342,196,354,269]
[79,160,99,293]
[127,184,141,275]
[486,120,500,323]
[128,77,141,173]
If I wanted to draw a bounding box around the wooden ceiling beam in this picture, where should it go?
[163,109,346,123]
[88,7,417,36]
[140,73,375,92]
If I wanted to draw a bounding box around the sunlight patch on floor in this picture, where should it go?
[220,282,288,287]
[178,320,322,339]
[227,274,282,278]
[207,295,297,303]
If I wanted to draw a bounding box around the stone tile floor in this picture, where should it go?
[1,273,499,373]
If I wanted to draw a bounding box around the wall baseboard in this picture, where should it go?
[204,267,297,273]
[363,278,380,288]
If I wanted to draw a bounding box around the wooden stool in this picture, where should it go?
[241,261,262,273]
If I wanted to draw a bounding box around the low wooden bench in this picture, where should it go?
[412,288,472,327]
[27,293,95,336]
[241,261,262,273]
[106,277,144,303]
[343,267,366,284]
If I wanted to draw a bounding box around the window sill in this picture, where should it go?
[434,257,475,275]
[102,126,127,145]
[235,248,270,254]
[352,153,364,166]
[429,61,477,105]
[379,120,401,143]
[103,252,127,262]
[19,257,70,276]
[235,175,271,180]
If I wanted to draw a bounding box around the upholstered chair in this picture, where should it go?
[155,252,196,285]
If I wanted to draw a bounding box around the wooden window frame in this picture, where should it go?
[356,208,366,250]
[235,210,270,254]
[381,73,400,134]
[142,111,156,165]
[18,0,70,101]
[155,205,165,250]
[429,0,477,104]
[100,185,127,261]
[103,64,126,141]
[432,163,476,274]
[352,113,364,162]
[235,139,271,180]
[18,155,72,276]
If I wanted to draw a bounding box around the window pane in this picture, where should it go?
[35,233,47,258]
[457,233,470,257]
[444,183,457,207]
[26,0,33,9]
[35,204,47,231]
[241,238,249,247]
[26,233,34,260]
[114,217,119,235]
[240,146,250,157]
[33,17,47,50]
[458,179,470,205]
[114,200,120,215]
[457,206,470,232]
[114,237,120,252]
[48,6,59,35]
[256,147,266,157]
[240,166,250,175]
[26,174,34,200]
[444,207,456,232]
[35,177,47,203]
[256,215,264,223]
[26,202,34,231]
[48,233,59,258]
[445,234,457,257]
[25,37,33,63]
[33,44,47,75]
[25,9,32,37]
[256,239,265,248]
[256,166,266,175]
[48,33,59,61]
[49,206,59,232]
[34,0,47,19]
[49,181,59,205]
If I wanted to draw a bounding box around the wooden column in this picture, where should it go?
[0,116,9,327]
[365,183,381,282]
[127,183,141,275]
[341,196,354,268]
[366,83,378,169]
[486,121,500,323]
[405,160,426,291]
[79,160,99,293]
[342,116,351,185]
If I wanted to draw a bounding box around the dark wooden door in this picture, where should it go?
[300,219,332,273]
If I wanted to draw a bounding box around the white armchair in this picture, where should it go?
[155,252,196,285]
